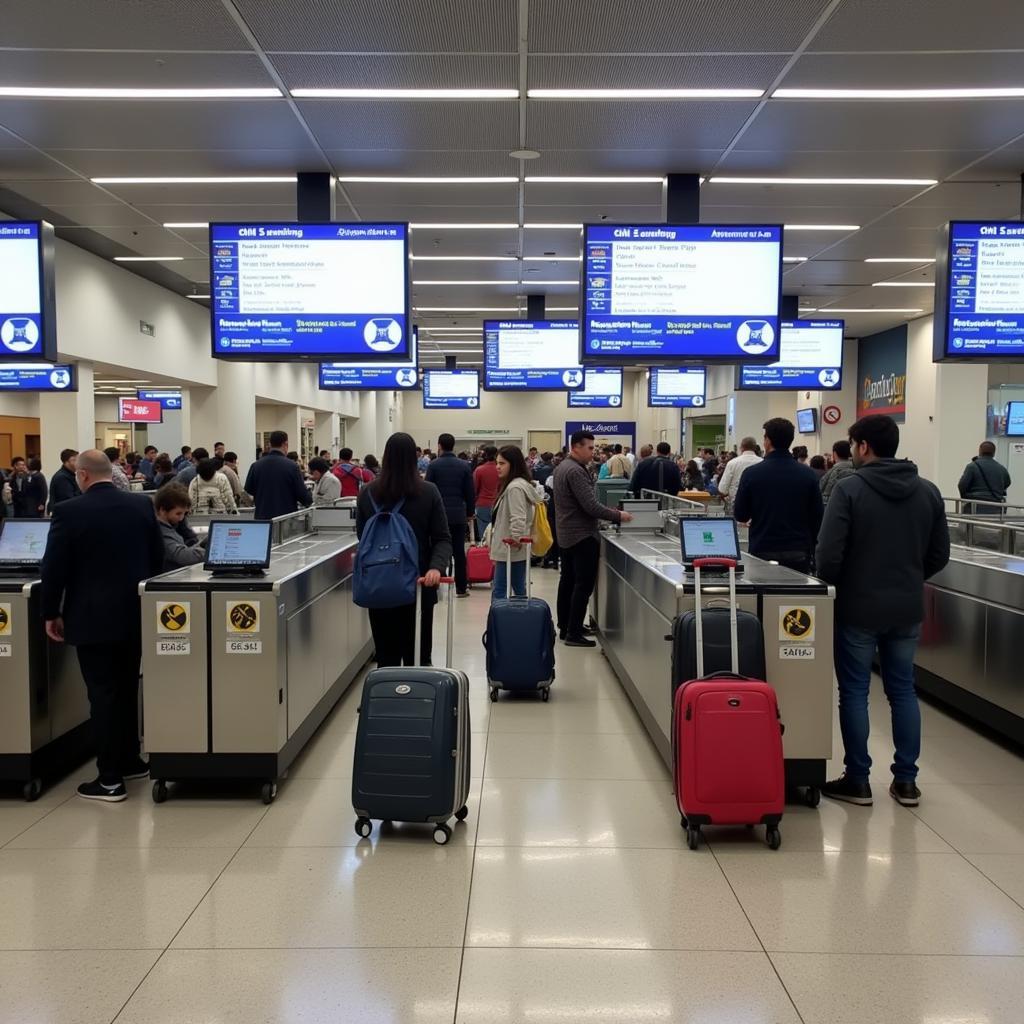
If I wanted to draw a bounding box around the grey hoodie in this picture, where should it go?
[815,459,950,630]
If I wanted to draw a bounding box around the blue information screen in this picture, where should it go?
[137,389,182,409]
[582,224,782,362]
[422,370,480,410]
[0,363,75,392]
[210,223,409,360]
[1006,402,1024,437]
[205,521,272,567]
[944,222,1024,357]
[648,367,707,408]
[0,222,48,361]
[738,320,844,390]
[568,367,623,408]
[320,327,418,390]
[484,319,583,390]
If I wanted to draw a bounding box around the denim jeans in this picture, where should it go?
[834,623,922,783]
[492,558,527,601]
[474,506,492,535]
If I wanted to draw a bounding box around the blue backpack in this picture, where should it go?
[353,494,420,608]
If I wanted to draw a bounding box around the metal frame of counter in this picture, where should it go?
[595,530,835,800]
[140,527,371,803]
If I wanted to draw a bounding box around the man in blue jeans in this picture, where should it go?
[815,415,949,808]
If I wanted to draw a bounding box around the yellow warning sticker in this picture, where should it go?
[779,606,815,643]
[156,601,190,635]
[0,603,10,637]
[227,601,260,634]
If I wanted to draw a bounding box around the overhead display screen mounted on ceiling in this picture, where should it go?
[936,221,1024,361]
[568,367,624,408]
[422,369,480,410]
[647,367,707,408]
[581,223,782,364]
[0,221,57,363]
[737,320,845,391]
[319,327,419,391]
[483,319,583,390]
[209,222,409,361]
[0,363,76,392]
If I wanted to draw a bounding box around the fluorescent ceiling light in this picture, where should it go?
[164,222,209,229]
[547,306,579,311]
[420,327,483,333]
[528,87,763,99]
[798,307,818,312]
[410,223,518,230]
[414,306,519,311]
[93,176,296,184]
[292,87,518,99]
[113,255,184,262]
[411,255,516,261]
[519,279,579,285]
[827,308,924,313]
[186,293,211,299]
[710,176,937,186]
[524,255,582,261]
[0,86,281,99]
[784,224,859,231]
[783,257,808,263]
[337,176,517,184]
[524,223,583,229]
[872,280,935,287]
[525,176,664,183]
[414,280,523,286]
[864,257,936,263]
[774,87,1024,100]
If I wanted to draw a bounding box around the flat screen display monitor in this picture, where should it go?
[581,223,783,363]
[137,389,182,409]
[0,220,57,362]
[319,326,419,391]
[796,407,818,434]
[119,397,163,423]
[1006,401,1024,436]
[937,221,1024,360]
[421,369,480,410]
[679,517,741,568]
[209,222,410,361]
[568,367,624,408]
[0,363,76,392]
[647,367,707,408]
[738,319,844,390]
[483,319,583,390]
[0,519,51,567]
[204,520,273,570]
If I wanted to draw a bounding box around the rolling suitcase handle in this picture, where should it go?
[415,575,456,669]
[502,536,533,600]
[692,557,739,678]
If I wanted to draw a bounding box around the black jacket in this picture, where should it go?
[733,450,823,559]
[12,471,47,517]
[815,459,950,630]
[243,450,312,521]
[48,465,81,509]
[41,483,164,646]
[957,456,1011,503]
[424,452,475,525]
[630,456,682,497]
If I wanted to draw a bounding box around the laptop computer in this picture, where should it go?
[203,520,273,578]
[679,517,743,574]
[0,519,51,573]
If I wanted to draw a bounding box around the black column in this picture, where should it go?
[662,173,701,224]
[780,295,800,319]
[445,355,457,370]
[526,293,546,320]
[296,172,335,222]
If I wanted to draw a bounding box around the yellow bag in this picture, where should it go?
[530,497,554,557]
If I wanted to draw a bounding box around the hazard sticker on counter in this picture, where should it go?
[227,601,260,634]
[0,603,11,637]
[780,645,815,660]
[779,606,815,643]
[157,602,190,635]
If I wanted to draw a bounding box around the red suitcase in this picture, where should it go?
[673,557,784,851]
[466,519,494,586]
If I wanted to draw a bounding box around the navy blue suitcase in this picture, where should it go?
[483,539,556,702]
[352,580,471,845]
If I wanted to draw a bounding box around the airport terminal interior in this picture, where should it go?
[3,1,1024,1021]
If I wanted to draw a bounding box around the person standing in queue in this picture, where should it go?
[425,433,475,598]
[473,445,499,534]
[12,457,48,517]
[957,440,1011,515]
[244,430,312,521]
[553,430,632,647]
[41,450,164,802]
[48,448,81,509]
[488,445,539,600]
[732,418,823,575]
[629,441,682,497]
[816,415,950,808]
[356,432,452,667]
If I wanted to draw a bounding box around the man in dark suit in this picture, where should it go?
[425,432,475,596]
[41,450,164,802]
[629,441,682,497]
[244,430,312,521]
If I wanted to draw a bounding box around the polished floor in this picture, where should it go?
[3,569,1024,1022]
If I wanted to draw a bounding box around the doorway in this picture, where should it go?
[528,430,563,455]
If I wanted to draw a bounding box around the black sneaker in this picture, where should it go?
[77,778,127,803]
[122,760,150,781]
[821,774,873,806]
[564,636,597,648]
[456,591,469,599]
[889,781,921,807]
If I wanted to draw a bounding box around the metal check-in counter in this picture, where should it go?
[595,527,835,800]
[0,572,91,801]
[140,508,370,804]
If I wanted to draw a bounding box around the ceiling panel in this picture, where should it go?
[412,262,521,283]
[237,0,518,52]
[521,227,585,256]
[700,202,894,223]
[785,261,914,288]
[325,149,520,176]
[342,181,518,207]
[780,52,1024,90]
[809,0,1024,52]
[54,225,205,260]
[42,204,159,228]
[528,54,788,90]
[48,148,328,178]
[0,0,250,49]
[524,181,663,207]
[362,205,519,223]
[951,142,1024,181]
[529,0,832,53]
[133,203,296,223]
[95,181,299,207]
[411,226,521,258]
[808,227,947,261]
[524,204,663,223]
[527,149,723,175]
[717,147,988,181]
[700,180,919,209]
[0,147,75,179]
[3,179,114,206]
[271,54,517,90]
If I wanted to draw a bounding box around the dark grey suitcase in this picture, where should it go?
[352,578,471,845]
[671,598,766,698]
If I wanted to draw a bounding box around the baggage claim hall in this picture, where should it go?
[3,2,1024,1022]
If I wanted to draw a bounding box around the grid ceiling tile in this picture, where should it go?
[324,150,521,176]
[55,225,205,259]
[341,182,518,207]
[4,179,114,206]
[42,204,159,228]
[48,149,328,178]
[355,204,519,223]
[0,148,74,179]
[780,52,1024,90]
[951,143,1024,182]
[96,181,298,207]
[134,203,296,223]
[717,147,991,182]
[528,54,788,90]
[700,181,921,209]
[524,204,663,223]
[527,150,722,176]
[806,228,946,261]
[271,54,517,90]
[525,182,663,207]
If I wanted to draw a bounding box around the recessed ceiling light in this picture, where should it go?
[827,308,924,313]
[291,88,518,99]
[872,281,935,287]
[0,86,281,99]
[783,257,808,263]
[528,88,763,99]
[94,176,296,184]
[410,255,517,261]
[710,176,937,186]
[509,149,541,159]
[164,222,209,229]
[337,176,517,184]
[410,223,519,230]
[113,255,185,262]
[784,224,860,231]
[864,257,936,263]
[525,176,664,183]
[774,87,1024,100]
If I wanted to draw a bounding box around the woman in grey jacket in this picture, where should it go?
[488,445,540,600]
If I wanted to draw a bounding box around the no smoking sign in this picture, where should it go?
[822,405,841,426]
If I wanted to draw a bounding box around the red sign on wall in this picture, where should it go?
[118,398,163,423]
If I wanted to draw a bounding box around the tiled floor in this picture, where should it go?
[2,569,1024,1022]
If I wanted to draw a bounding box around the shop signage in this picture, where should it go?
[565,420,636,447]
[858,325,907,423]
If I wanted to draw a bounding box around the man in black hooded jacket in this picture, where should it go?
[815,414,949,810]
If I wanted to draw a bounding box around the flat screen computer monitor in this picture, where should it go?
[679,517,741,568]
[203,520,273,573]
[1006,401,1024,437]
[796,407,818,434]
[0,519,51,567]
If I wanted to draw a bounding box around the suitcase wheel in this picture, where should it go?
[261,782,278,805]
[766,827,782,851]
[686,825,701,851]
[433,823,452,845]
[455,806,469,822]
[488,687,499,703]
[355,817,373,839]
[804,786,821,809]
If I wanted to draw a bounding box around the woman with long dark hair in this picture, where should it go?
[488,445,540,600]
[355,432,452,666]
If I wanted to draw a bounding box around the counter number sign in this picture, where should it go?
[779,606,815,643]
[0,603,10,637]
[156,602,190,635]
[227,601,260,634]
